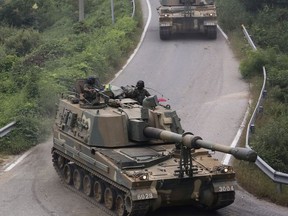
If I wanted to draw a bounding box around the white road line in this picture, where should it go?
[218,24,250,165]
[4,150,31,172]
[222,101,251,165]
[110,0,152,83]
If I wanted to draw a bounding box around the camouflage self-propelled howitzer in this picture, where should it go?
[157,0,217,40]
[52,84,257,216]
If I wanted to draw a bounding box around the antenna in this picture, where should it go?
[146,87,170,101]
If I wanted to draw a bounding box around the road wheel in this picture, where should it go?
[115,194,126,216]
[124,194,133,214]
[63,164,73,185]
[104,186,116,210]
[57,155,65,169]
[94,180,104,203]
[73,168,83,190]
[83,174,93,196]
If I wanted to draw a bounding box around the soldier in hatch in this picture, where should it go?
[132,80,151,105]
[83,76,102,104]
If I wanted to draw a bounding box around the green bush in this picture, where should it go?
[115,16,137,40]
[71,49,110,80]
[0,91,26,127]
[251,114,288,173]
[0,0,35,27]
[24,68,40,99]
[266,53,288,103]
[72,21,90,34]
[0,132,34,154]
[0,94,13,127]
[4,29,41,56]
[217,0,251,32]
[0,116,51,154]
[0,54,18,72]
[269,68,288,89]
[270,85,288,104]
[250,7,288,53]
[240,49,269,78]
[0,0,72,30]
[23,39,69,67]
[239,0,264,11]
[240,0,288,11]
[0,72,17,94]
[0,25,18,43]
[99,29,127,67]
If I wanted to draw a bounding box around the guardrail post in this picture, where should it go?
[276,183,282,193]
[263,89,267,98]
[250,124,255,134]
[258,106,263,114]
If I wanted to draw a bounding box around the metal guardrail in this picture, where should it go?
[0,121,16,138]
[242,25,288,186]
[242,25,257,51]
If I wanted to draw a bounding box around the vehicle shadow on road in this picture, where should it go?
[159,31,220,42]
[150,205,223,216]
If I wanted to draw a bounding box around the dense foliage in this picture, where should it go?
[240,0,288,11]
[217,0,288,172]
[0,0,141,154]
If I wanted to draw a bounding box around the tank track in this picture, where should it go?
[52,149,150,216]
[159,27,172,40]
[206,26,217,39]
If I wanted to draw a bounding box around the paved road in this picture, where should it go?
[112,0,248,161]
[0,0,287,216]
[1,139,287,216]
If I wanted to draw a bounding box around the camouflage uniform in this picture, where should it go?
[83,77,102,104]
[132,80,150,105]
[133,88,150,105]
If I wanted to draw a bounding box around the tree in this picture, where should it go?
[0,0,63,30]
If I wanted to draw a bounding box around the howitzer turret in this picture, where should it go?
[52,89,257,216]
[157,0,218,40]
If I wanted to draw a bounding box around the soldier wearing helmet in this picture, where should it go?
[83,76,102,104]
[132,80,150,105]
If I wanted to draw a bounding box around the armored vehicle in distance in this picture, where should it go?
[157,0,217,40]
[52,84,257,216]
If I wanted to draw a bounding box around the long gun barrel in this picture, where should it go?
[143,127,257,162]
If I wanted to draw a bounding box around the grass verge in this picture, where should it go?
[228,31,288,207]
